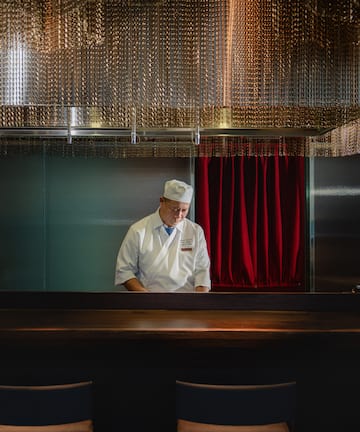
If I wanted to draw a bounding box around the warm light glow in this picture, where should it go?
[218,107,232,128]
[0,0,359,156]
[4,38,28,105]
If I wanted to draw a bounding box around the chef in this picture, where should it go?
[115,179,211,292]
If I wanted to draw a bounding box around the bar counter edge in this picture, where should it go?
[0,291,360,311]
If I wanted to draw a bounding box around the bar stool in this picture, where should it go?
[176,380,296,432]
[0,381,93,431]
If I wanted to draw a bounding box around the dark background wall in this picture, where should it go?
[311,155,360,292]
[3,152,360,294]
[0,155,192,291]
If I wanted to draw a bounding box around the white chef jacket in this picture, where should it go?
[115,209,211,292]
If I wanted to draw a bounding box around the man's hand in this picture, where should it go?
[124,278,149,292]
[195,286,210,293]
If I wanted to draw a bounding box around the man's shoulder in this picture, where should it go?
[129,211,159,231]
[182,218,203,232]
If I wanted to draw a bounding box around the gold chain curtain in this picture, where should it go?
[0,0,359,156]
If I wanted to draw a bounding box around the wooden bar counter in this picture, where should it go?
[0,292,360,353]
[0,291,358,381]
[1,307,360,344]
[0,292,360,432]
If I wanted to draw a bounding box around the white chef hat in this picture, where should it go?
[163,179,193,203]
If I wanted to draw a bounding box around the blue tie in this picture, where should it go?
[164,226,174,235]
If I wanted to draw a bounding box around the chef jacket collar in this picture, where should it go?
[153,208,185,232]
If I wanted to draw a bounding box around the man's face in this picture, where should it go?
[159,197,190,227]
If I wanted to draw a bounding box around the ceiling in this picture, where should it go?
[0,0,359,155]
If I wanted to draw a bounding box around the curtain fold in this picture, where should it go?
[196,155,305,291]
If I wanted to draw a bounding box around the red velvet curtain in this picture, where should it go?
[196,156,305,292]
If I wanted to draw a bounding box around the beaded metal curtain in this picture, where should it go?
[0,0,359,157]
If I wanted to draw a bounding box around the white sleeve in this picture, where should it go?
[194,226,211,288]
[114,227,139,286]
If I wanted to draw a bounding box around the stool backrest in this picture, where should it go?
[176,381,296,430]
[0,381,93,429]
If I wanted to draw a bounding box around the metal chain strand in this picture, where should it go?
[0,0,359,156]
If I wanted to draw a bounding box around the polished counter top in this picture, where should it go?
[1,292,360,350]
[1,308,360,344]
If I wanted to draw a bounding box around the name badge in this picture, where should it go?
[180,238,194,251]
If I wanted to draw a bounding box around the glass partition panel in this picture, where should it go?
[0,149,193,291]
[0,154,45,290]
